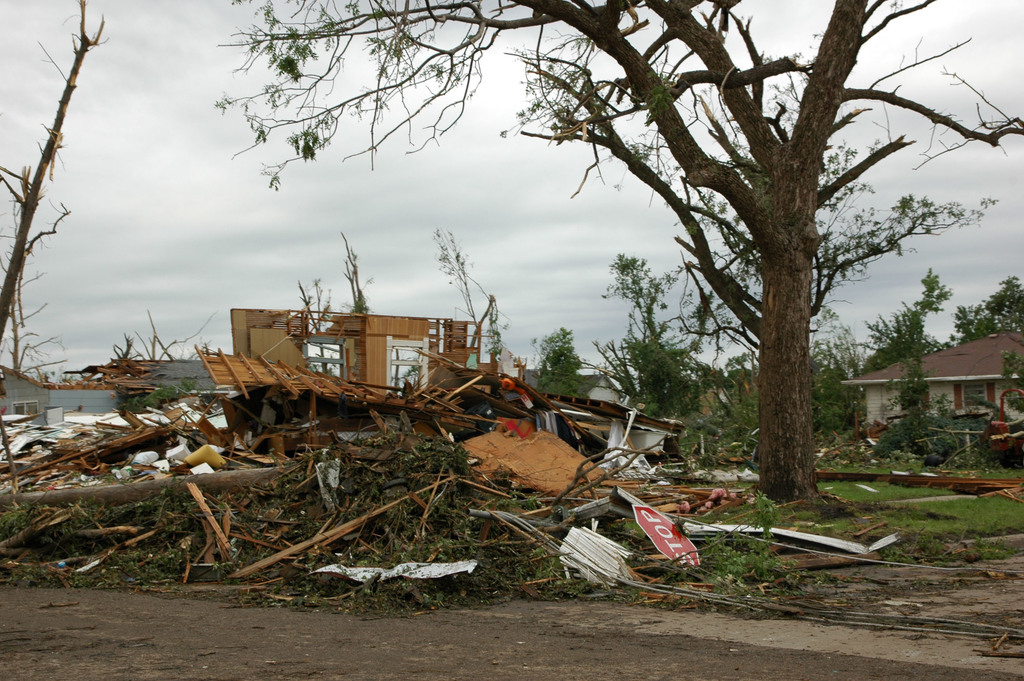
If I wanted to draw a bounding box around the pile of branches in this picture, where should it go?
[0,433,637,611]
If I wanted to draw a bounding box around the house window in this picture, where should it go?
[12,400,39,415]
[305,336,347,378]
[963,382,988,407]
[386,337,429,388]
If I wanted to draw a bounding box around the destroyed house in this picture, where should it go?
[522,369,625,404]
[0,367,116,416]
[196,346,682,461]
[230,308,521,386]
[215,310,682,460]
[0,359,214,417]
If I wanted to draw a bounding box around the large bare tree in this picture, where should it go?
[223,0,1023,500]
[0,2,102,346]
[0,0,102,490]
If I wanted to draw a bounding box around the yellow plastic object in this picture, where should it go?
[184,445,226,470]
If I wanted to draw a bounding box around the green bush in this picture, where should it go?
[873,413,990,462]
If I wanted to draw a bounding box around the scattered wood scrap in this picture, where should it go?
[816,471,1024,495]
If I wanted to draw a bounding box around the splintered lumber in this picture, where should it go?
[227,475,456,580]
[815,471,1024,494]
[0,466,290,509]
[186,482,235,565]
[5,424,174,480]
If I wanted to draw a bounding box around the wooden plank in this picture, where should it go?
[364,335,387,385]
[217,349,250,399]
[186,482,236,565]
[294,373,327,396]
[236,353,268,383]
[196,347,221,385]
[230,309,250,355]
[446,375,483,400]
[196,417,227,448]
[256,356,301,398]
[250,327,305,365]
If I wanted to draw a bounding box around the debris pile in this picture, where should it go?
[1,348,686,494]
[5,347,1024,649]
[0,350,766,609]
[0,420,905,617]
[1,430,752,608]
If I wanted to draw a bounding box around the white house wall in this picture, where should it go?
[864,380,1023,423]
[864,385,899,423]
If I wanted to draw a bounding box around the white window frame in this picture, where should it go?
[12,400,39,415]
[386,336,429,388]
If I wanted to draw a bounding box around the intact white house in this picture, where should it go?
[844,332,1024,424]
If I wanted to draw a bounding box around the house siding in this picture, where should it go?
[0,376,49,414]
[864,385,899,423]
[49,390,120,414]
[864,380,1022,423]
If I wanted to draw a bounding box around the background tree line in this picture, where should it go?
[534,265,1024,455]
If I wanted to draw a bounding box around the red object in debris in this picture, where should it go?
[498,418,537,439]
[987,420,1012,451]
[986,388,1024,467]
[988,388,1024,451]
[632,505,700,566]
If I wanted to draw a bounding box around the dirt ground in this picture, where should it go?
[3,544,1024,681]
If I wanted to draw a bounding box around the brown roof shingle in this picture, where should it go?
[847,332,1024,383]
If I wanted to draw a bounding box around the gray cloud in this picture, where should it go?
[2,0,1022,376]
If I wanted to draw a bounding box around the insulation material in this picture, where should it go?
[462,430,600,495]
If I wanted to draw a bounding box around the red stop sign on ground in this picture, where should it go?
[632,505,700,566]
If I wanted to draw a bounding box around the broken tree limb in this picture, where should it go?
[74,525,141,538]
[186,482,235,566]
[0,524,42,550]
[0,508,73,548]
[227,474,456,580]
[75,527,159,574]
[0,466,291,509]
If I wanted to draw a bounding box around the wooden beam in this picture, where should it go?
[185,482,235,566]
[256,355,301,398]
[226,475,455,579]
[217,349,250,399]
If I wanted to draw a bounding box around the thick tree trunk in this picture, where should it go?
[757,248,818,501]
[0,467,288,509]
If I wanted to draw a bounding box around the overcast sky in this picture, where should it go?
[2,0,1023,376]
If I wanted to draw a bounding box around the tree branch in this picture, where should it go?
[844,87,1024,146]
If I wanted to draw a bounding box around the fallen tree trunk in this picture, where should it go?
[0,467,290,509]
